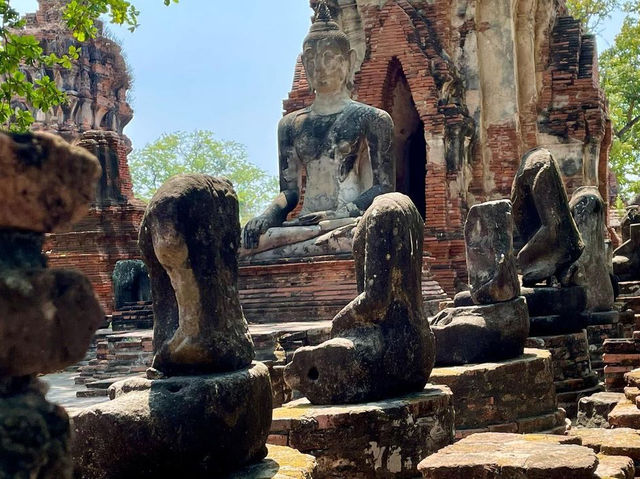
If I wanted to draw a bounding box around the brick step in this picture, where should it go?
[554,375,599,393]
[453,410,566,440]
[76,389,109,398]
[625,387,640,402]
[609,400,640,428]
[625,368,640,388]
[240,296,354,305]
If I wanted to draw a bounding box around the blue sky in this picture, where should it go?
[12,1,622,177]
[14,0,312,176]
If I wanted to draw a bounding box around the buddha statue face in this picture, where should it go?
[302,2,356,96]
[303,36,355,95]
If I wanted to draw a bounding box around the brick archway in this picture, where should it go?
[382,57,427,219]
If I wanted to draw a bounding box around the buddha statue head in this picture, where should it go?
[303,1,356,94]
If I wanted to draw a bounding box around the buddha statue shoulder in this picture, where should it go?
[242,1,394,259]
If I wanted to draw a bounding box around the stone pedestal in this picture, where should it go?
[111,300,154,331]
[603,337,640,391]
[577,391,626,428]
[231,445,317,478]
[239,256,447,324]
[429,349,567,438]
[585,311,623,377]
[418,433,598,478]
[609,400,640,429]
[0,377,73,478]
[526,331,601,417]
[268,385,454,479]
[71,363,273,478]
[523,286,587,334]
[608,368,640,429]
[614,281,640,337]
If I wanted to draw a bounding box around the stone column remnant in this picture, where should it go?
[139,174,255,376]
[569,186,615,311]
[0,131,103,479]
[614,223,640,282]
[465,199,520,304]
[284,193,436,404]
[430,199,528,365]
[112,259,151,309]
[511,147,584,286]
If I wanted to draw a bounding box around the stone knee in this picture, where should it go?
[284,337,376,404]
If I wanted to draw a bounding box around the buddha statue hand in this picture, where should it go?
[294,202,362,226]
[243,213,283,249]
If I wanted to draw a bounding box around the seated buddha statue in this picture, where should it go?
[241,1,394,260]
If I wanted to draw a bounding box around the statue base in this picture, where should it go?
[239,255,447,324]
[230,444,317,478]
[584,310,622,377]
[526,332,601,418]
[616,281,640,337]
[269,386,454,479]
[418,432,600,478]
[71,362,272,479]
[0,377,72,478]
[522,286,587,336]
[576,391,626,428]
[429,349,568,438]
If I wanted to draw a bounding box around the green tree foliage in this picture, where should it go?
[565,0,618,32]
[129,130,279,224]
[0,0,177,131]
[567,0,640,199]
[600,11,640,199]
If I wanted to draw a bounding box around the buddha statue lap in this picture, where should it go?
[241,1,394,261]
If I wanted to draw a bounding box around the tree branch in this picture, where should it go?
[616,114,640,140]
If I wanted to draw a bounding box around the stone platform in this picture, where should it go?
[570,427,640,471]
[239,255,447,324]
[111,300,154,331]
[526,331,601,417]
[71,363,273,479]
[608,368,640,429]
[268,385,454,479]
[609,400,640,429]
[418,433,599,478]
[231,444,317,478]
[595,455,635,479]
[577,391,626,428]
[429,349,567,438]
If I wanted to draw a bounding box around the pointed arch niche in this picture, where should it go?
[382,58,426,219]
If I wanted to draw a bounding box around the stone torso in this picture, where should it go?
[283,101,376,215]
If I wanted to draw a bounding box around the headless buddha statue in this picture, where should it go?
[241,1,394,259]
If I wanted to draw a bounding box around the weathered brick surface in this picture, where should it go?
[526,331,601,417]
[239,256,448,324]
[604,339,640,391]
[588,321,624,377]
[111,301,154,331]
[270,385,454,479]
[45,202,144,315]
[429,348,567,437]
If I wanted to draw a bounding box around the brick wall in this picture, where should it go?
[45,131,145,315]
